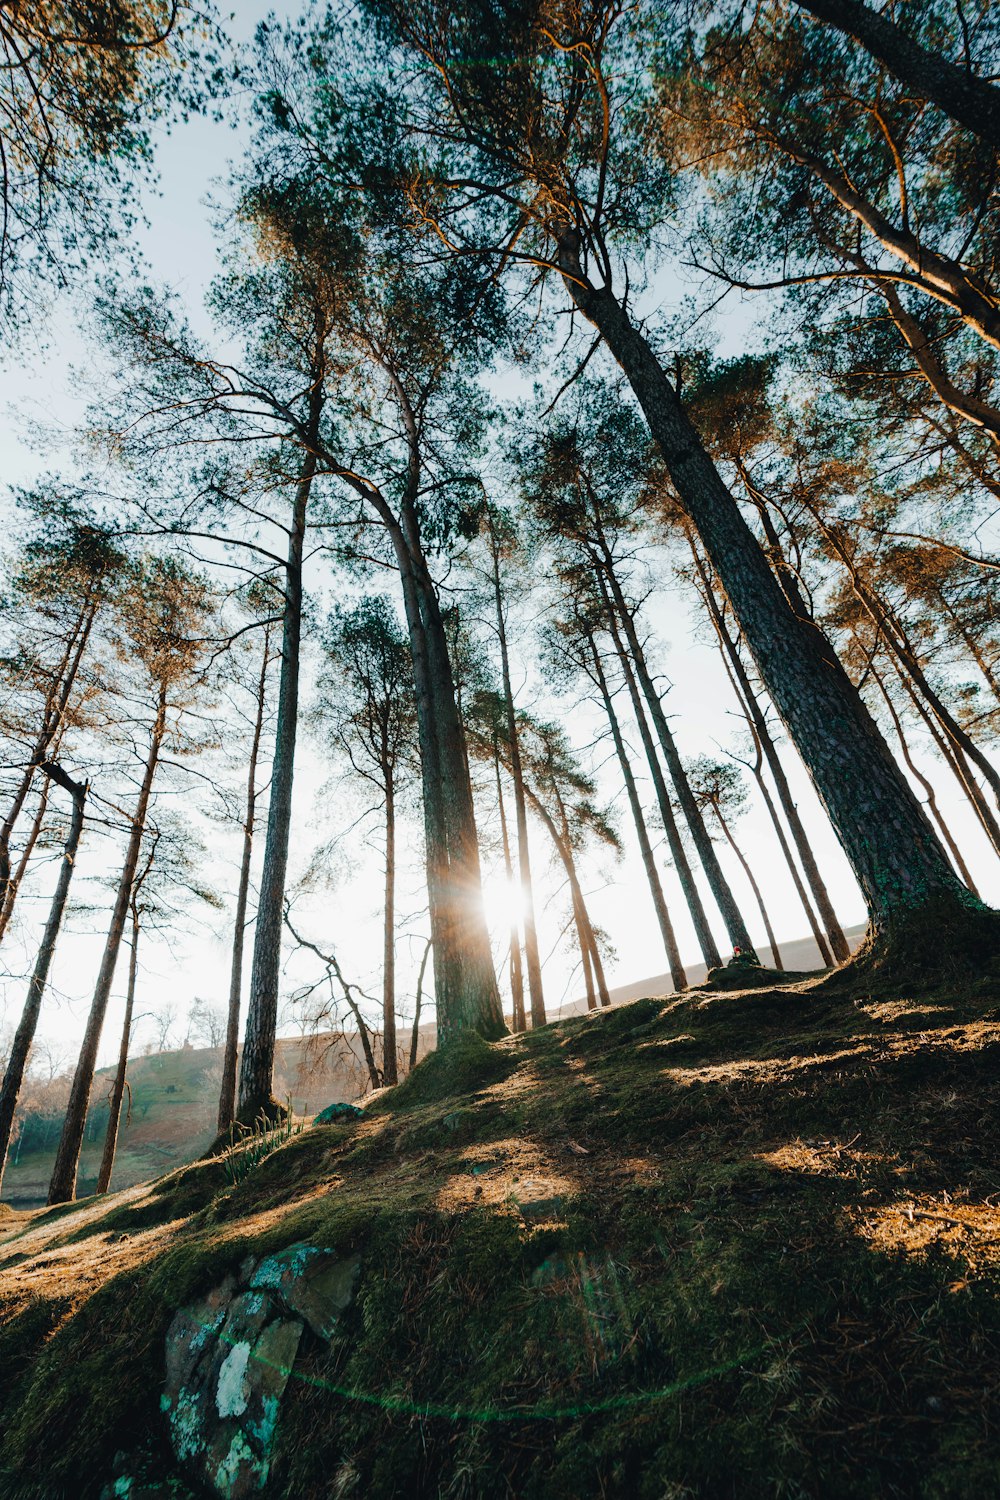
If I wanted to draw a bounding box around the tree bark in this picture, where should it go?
[49,688,165,1205]
[96,903,140,1195]
[0,596,97,940]
[382,769,398,1086]
[891,653,1000,858]
[238,441,317,1124]
[597,571,723,969]
[864,646,980,897]
[0,766,86,1198]
[824,523,1000,823]
[0,777,50,941]
[794,0,1000,153]
[597,557,757,959]
[590,634,687,990]
[409,937,432,1072]
[217,626,270,1134]
[527,781,612,1007]
[491,536,546,1026]
[710,803,784,969]
[557,234,981,957]
[573,881,598,1011]
[385,480,505,1040]
[691,539,850,962]
[494,747,527,1031]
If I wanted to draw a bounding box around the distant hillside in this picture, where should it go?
[2,1028,423,1211]
[578,922,868,1015]
[2,925,865,1208]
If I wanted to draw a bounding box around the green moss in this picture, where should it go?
[370,1029,518,1112]
[3,987,1000,1496]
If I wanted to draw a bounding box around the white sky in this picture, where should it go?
[1,4,997,1079]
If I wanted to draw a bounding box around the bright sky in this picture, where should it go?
[1,4,997,1080]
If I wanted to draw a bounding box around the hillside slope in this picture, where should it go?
[1,970,999,1498]
[5,928,867,1211]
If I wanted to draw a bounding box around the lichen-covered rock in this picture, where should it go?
[162,1245,359,1497]
[313,1101,363,1124]
[250,1245,360,1341]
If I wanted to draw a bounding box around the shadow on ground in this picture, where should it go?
[1,975,999,1498]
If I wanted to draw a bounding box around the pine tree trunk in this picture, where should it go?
[598,575,723,969]
[893,660,1000,856]
[597,556,757,959]
[692,541,849,962]
[49,692,165,1204]
[528,783,612,1008]
[363,367,504,1041]
[238,445,317,1124]
[0,597,97,940]
[495,749,527,1031]
[409,938,432,1072]
[218,628,270,1134]
[711,805,784,970]
[493,553,546,1026]
[824,524,1000,822]
[382,773,398,1086]
[559,235,985,966]
[417,569,506,1039]
[96,907,140,1195]
[0,770,86,1197]
[865,649,980,897]
[590,635,687,989]
[795,0,1000,152]
[0,778,50,941]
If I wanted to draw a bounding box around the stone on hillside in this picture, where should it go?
[250,1246,360,1341]
[313,1101,363,1124]
[162,1245,359,1497]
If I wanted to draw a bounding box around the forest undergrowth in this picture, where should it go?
[2,974,1000,1499]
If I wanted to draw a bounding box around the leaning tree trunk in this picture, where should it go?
[597,575,723,969]
[692,540,850,962]
[573,883,599,1011]
[710,804,783,970]
[590,636,687,990]
[822,522,1000,827]
[409,938,432,1073]
[416,565,506,1038]
[598,555,757,960]
[495,748,527,1031]
[526,780,612,1008]
[0,597,97,941]
[218,626,271,1134]
[96,905,141,1195]
[493,550,546,1026]
[0,767,86,1197]
[864,646,980,898]
[0,774,54,948]
[365,363,504,1041]
[238,444,318,1125]
[794,0,1000,153]
[558,234,987,965]
[382,769,398,1086]
[49,690,165,1205]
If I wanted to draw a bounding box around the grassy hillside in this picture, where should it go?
[1,1031,404,1210]
[2,970,999,1497]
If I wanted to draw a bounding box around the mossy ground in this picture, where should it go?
[2,978,1000,1498]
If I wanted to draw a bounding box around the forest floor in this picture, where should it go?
[1,970,1000,1498]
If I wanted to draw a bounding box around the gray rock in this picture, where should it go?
[250,1246,360,1341]
[162,1244,358,1497]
